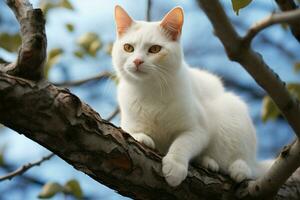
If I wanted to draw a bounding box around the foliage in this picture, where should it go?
[44,48,64,77]
[40,0,74,15]
[0,33,21,52]
[65,23,75,32]
[38,179,83,199]
[0,152,4,166]
[294,62,300,73]
[75,32,102,57]
[231,0,252,15]
[262,83,300,122]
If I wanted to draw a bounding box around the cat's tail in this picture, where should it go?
[253,159,275,178]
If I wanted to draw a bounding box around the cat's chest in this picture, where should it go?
[123,97,182,151]
[130,97,171,129]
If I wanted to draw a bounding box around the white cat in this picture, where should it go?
[112,5,272,187]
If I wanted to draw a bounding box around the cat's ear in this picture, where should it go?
[114,5,134,37]
[160,7,184,40]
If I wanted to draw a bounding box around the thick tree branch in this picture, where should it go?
[5,0,46,80]
[243,9,300,45]
[275,0,300,43]
[0,153,54,181]
[0,74,237,200]
[197,0,300,198]
[0,74,300,200]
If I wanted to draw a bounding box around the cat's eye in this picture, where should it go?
[123,43,134,53]
[148,45,162,54]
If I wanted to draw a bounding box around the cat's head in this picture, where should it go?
[112,5,184,83]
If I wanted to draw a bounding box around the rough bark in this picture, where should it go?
[3,0,46,80]
[1,73,300,200]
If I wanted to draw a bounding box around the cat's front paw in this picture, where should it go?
[201,156,219,172]
[162,154,188,187]
[228,159,251,182]
[132,133,155,149]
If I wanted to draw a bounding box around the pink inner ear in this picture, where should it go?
[115,5,133,36]
[160,7,184,40]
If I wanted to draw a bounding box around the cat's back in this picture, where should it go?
[188,67,224,101]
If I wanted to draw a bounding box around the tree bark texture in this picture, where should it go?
[0,74,300,200]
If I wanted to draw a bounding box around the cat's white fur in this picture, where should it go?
[112,6,272,187]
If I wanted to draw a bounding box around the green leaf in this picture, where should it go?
[77,32,100,50]
[60,0,74,10]
[44,48,64,77]
[38,182,63,199]
[0,152,4,166]
[89,40,101,57]
[105,42,113,56]
[65,23,75,32]
[261,83,300,122]
[231,0,252,15]
[294,62,300,73]
[0,33,21,52]
[77,32,102,57]
[287,83,300,99]
[64,179,83,199]
[0,144,7,166]
[40,0,73,15]
[280,23,289,31]
[40,1,55,15]
[110,73,119,85]
[261,96,280,122]
[73,50,85,58]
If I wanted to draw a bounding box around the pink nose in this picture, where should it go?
[133,59,144,67]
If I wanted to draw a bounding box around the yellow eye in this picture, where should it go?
[148,45,162,53]
[123,43,134,53]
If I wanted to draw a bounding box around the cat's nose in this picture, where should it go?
[133,59,144,68]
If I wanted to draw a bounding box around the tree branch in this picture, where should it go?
[197,0,300,198]
[146,0,152,21]
[54,71,112,87]
[0,74,236,200]
[275,0,300,43]
[232,18,297,60]
[106,107,120,122]
[5,0,47,80]
[1,73,300,200]
[0,153,54,181]
[1,163,46,185]
[243,9,300,45]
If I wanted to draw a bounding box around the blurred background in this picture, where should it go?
[0,0,299,199]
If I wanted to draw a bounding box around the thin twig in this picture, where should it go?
[106,107,120,122]
[146,0,152,21]
[243,9,300,45]
[232,19,297,60]
[1,163,45,185]
[0,153,54,182]
[54,71,113,87]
